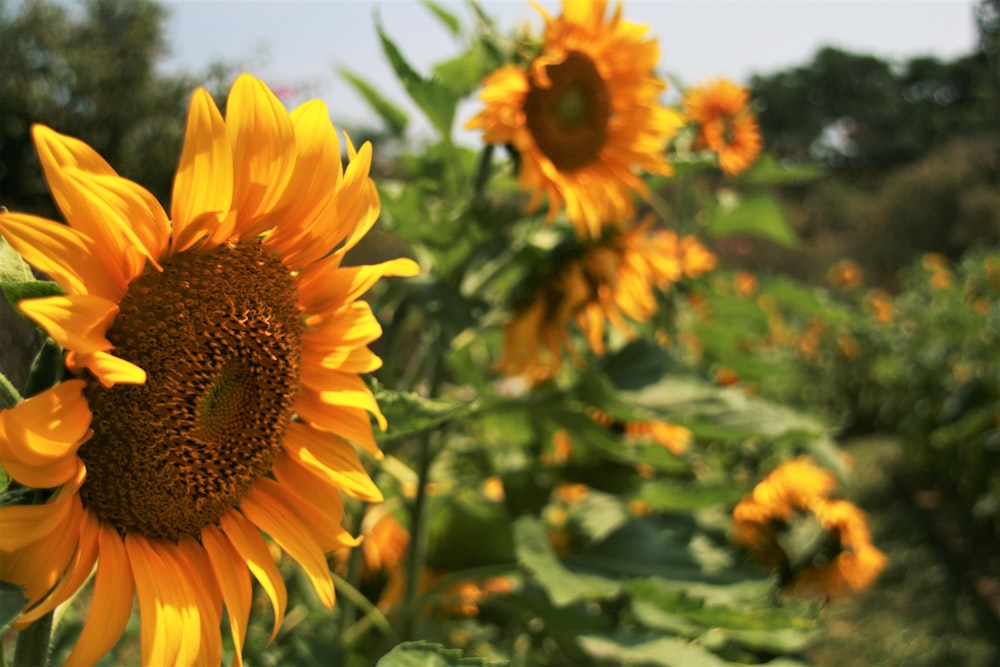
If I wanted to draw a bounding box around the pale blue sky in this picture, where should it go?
[159,1,981,139]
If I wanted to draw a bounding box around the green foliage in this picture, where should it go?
[376,641,494,666]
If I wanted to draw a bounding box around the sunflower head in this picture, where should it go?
[684,78,762,175]
[0,73,418,665]
[466,0,683,237]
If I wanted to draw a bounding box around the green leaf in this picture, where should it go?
[636,480,747,513]
[577,632,731,667]
[600,339,673,391]
[425,490,515,570]
[376,17,458,140]
[20,338,64,399]
[705,193,796,247]
[420,0,461,37]
[338,67,409,137]
[513,515,621,607]
[740,153,824,185]
[375,388,476,444]
[0,235,33,283]
[0,580,27,634]
[2,280,65,312]
[375,640,491,666]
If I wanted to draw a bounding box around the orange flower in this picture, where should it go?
[496,222,707,381]
[827,259,863,290]
[684,78,762,175]
[734,270,758,297]
[865,288,895,324]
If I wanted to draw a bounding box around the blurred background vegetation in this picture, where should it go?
[3,0,1000,665]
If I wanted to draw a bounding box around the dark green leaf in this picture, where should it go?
[2,280,66,312]
[0,580,27,634]
[636,480,747,513]
[577,632,731,667]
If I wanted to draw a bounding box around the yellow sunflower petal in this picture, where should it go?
[302,301,383,350]
[293,391,380,456]
[17,294,117,355]
[299,371,386,431]
[240,480,336,609]
[126,534,202,667]
[226,73,296,239]
[281,422,382,502]
[2,493,83,612]
[269,457,362,551]
[0,463,83,552]
[17,508,98,627]
[175,536,224,667]
[202,524,252,667]
[0,212,122,300]
[219,509,287,643]
[172,87,235,253]
[0,379,90,465]
[262,100,344,266]
[297,257,419,316]
[66,350,146,388]
[63,520,134,667]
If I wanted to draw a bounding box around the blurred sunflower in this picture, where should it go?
[496,221,714,381]
[683,78,762,175]
[732,458,886,598]
[0,74,418,665]
[466,0,683,238]
[784,499,887,599]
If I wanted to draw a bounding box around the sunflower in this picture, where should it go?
[732,458,886,597]
[466,0,683,238]
[784,499,887,599]
[496,222,713,382]
[683,78,762,175]
[0,74,418,665]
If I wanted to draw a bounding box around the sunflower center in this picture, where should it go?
[524,50,611,173]
[77,241,303,541]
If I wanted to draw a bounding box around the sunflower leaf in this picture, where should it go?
[375,388,478,444]
[0,235,33,284]
[1,280,65,313]
[375,16,458,140]
[419,0,461,37]
[338,67,410,138]
[513,515,621,607]
[704,192,797,247]
[0,580,27,634]
[375,640,492,666]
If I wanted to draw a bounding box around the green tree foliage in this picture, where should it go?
[750,46,1000,174]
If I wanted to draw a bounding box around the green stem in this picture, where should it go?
[473,143,495,199]
[12,611,52,667]
[0,370,22,408]
[330,571,396,645]
[398,340,446,641]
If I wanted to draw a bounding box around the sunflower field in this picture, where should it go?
[1,0,998,666]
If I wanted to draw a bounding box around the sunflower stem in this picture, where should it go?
[0,370,22,408]
[472,143,495,199]
[12,611,52,667]
[399,336,446,641]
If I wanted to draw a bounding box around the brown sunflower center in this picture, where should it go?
[524,50,611,173]
[77,241,303,541]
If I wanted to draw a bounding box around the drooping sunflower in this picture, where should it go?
[466,0,684,238]
[683,78,762,175]
[0,74,418,665]
[731,458,886,598]
[496,221,715,382]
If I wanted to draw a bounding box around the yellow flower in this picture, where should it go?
[731,457,838,568]
[683,78,762,175]
[733,270,758,297]
[466,0,683,237]
[785,499,887,599]
[0,74,418,666]
[496,222,702,380]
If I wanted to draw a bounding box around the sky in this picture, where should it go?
[158,0,982,140]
